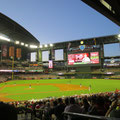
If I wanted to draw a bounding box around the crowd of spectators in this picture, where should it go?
[0,75,8,83]
[0,91,120,120]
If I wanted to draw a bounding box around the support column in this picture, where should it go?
[38,49,42,62]
[64,48,67,61]
[100,43,104,69]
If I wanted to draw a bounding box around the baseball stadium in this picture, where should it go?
[0,0,120,120]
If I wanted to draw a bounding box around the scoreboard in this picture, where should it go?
[67,44,101,67]
[68,52,100,66]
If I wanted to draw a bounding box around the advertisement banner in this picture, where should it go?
[90,52,99,64]
[9,46,14,57]
[49,60,53,68]
[2,45,7,57]
[16,48,21,58]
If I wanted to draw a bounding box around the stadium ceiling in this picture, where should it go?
[40,34,120,50]
[81,0,120,26]
[0,12,39,45]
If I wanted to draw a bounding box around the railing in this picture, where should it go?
[63,112,119,120]
[17,110,119,120]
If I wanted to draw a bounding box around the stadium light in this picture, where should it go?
[50,44,53,47]
[118,34,120,41]
[21,42,24,46]
[44,44,48,47]
[25,44,28,47]
[80,41,84,44]
[30,45,38,48]
[0,36,10,42]
[15,41,20,44]
[118,34,120,38]
[39,45,43,48]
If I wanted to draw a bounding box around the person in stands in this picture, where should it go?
[64,97,82,120]
[54,98,65,120]
[0,102,17,120]
[106,97,120,118]
[88,96,107,116]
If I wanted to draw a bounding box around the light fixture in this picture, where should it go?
[39,45,43,48]
[25,44,28,47]
[118,34,120,38]
[44,44,48,47]
[80,41,84,44]
[50,44,53,47]
[30,45,38,48]
[21,42,24,46]
[0,36,10,42]
[118,34,120,41]
[15,41,19,44]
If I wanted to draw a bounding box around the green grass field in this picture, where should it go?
[0,79,120,102]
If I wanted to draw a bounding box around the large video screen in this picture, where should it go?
[30,52,37,62]
[55,49,64,61]
[68,52,100,65]
[42,51,49,61]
